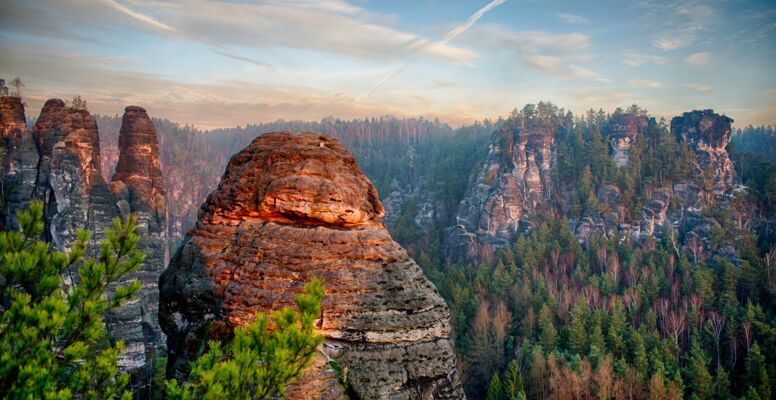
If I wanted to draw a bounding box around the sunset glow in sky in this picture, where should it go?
[1,0,775,129]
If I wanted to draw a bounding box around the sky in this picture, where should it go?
[0,0,775,130]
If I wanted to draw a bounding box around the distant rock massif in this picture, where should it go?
[671,110,735,197]
[0,97,167,393]
[159,132,465,399]
[447,118,555,262]
[448,109,737,264]
[607,113,652,168]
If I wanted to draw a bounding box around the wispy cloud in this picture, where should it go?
[475,26,591,52]
[641,1,715,51]
[524,55,610,82]
[210,49,275,70]
[686,83,712,92]
[0,45,421,129]
[630,79,664,88]
[685,51,710,66]
[651,37,681,50]
[555,13,589,24]
[366,0,507,96]
[621,50,669,67]
[2,0,476,64]
[469,25,605,81]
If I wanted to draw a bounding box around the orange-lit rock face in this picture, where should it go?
[160,132,463,400]
[207,132,383,227]
[0,96,39,230]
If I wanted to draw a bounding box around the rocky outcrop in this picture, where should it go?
[607,113,651,168]
[574,185,624,244]
[447,122,554,262]
[109,106,168,374]
[31,99,118,253]
[1,96,39,230]
[671,110,734,196]
[640,187,671,237]
[159,132,464,399]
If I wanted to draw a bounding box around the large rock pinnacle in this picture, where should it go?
[1,96,39,230]
[159,132,465,399]
[32,99,116,252]
[671,110,734,196]
[110,105,168,376]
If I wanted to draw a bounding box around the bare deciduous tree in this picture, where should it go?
[761,243,776,294]
[10,77,23,97]
[706,311,726,371]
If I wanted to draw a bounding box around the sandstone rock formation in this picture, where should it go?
[1,96,39,230]
[159,132,464,399]
[607,113,651,168]
[110,106,168,373]
[574,185,623,244]
[671,110,734,196]
[639,187,671,237]
[447,122,554,262]
[32,99,118,253]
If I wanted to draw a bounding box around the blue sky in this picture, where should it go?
[0,0,774,129]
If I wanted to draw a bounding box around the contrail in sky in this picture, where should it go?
[441,0,507,44]
[364,0,507,97]
[102,0,177,32]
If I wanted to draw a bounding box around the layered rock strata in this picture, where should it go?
[447,123,554,262]
[1,96,39,230]
[671,110,734,196]
[159,132,464,400]
[32,100,117,253]
[109,106,168,373]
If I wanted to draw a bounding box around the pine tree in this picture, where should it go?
[630,330,649,378]
[607,301,627,357]
[687,336,713,400]
[165,279,325,399]
[745,343,771,400]
[486,372,503,400]
[588,312,606,356]
[0,201,144,399]
[713,368,731,400]
[503,359,525,400]
[568,300,588,355]
[538,304,557,349]
[648,371,667,400]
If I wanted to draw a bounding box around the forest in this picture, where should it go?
[408,110,776,399]
[90,107,776,399]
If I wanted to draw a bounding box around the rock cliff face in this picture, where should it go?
[159,132,464,400]
[110,106,168,372]
[32,100,117,253]
[1,96,39,230]
[447,123,554,262]
[671,110,734,196]
[607,114,651,168]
